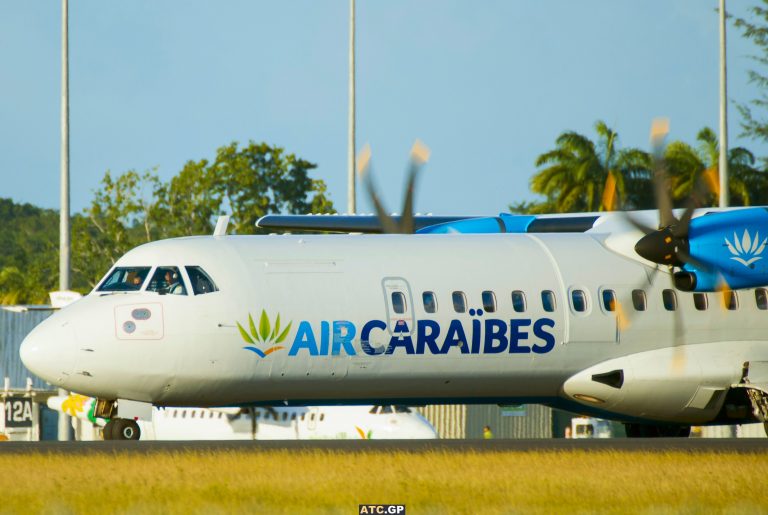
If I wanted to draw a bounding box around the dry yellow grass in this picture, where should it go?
[0,450,766,514]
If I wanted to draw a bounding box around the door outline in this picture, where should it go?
[381,277,415,337]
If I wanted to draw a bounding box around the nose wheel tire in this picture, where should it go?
[102,419,116,440]
[103,418,141,440]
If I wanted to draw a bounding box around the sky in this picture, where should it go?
[0,1,766,218]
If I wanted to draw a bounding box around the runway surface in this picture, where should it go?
[1,438,767,454]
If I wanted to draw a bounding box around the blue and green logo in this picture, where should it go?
[237,310,292,358]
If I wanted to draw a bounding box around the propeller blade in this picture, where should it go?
[672,169,717,238]
[400,140,431,234]
[668,272,687,373]
[675,248,712,274]
[358,144,399,234]
[601,172,618,212]
[622,213,656,235]
[702,166,720,198]
[650,118,677,229]
[613,265,660,332]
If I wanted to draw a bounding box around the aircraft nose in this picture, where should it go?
[20,316,75,387]
[403,414,438,439]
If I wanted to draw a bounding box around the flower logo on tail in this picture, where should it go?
[61,394,89,417]
[725,229,767,267]
[237,310,292,357]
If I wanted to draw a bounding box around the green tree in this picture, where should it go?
[72,142,335,288]
[0,199,59,304]
[72,170,165,288]
[211,141,334,234]
[665,127,761,206]
[734,2,768,162]
[526,121,650,213]
[156,158,220,237]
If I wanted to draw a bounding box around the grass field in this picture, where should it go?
[2,449,766,514]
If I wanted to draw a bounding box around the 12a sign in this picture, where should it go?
[3,399,33,428]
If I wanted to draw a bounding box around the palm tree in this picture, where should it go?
[665,127,760,207]
[530,121,650,213]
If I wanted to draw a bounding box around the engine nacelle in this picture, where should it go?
[683,207,768,291]
[562,344,745,424]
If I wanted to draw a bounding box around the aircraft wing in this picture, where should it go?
[256,214,474,233]
[256,214,600,234]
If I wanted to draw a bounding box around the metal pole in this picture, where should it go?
[58,0,72,442]
[719,0,729,207]
[347,0,356,214]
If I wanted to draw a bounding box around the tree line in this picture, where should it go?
[510,122,765,214]
[0,141,335,304]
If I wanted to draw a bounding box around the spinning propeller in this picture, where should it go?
[357,140,431,234]
[604,119,727,371]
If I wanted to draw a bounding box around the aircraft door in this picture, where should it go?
[382,277,415,337]
[307,407,319,432]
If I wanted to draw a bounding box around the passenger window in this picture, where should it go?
[662,289,677,311]
[291,413,296,421]
[422,292,437,313]
[147,266,187,295]
[282,412,287,421]
[602,290,616,312]
[632,290,647,311]
[693,293,708,311]
[756,289,768,310]
[571,290,588,312]
[482,291,496,313]
[185,266,219,295]
[391,292,407,314]
[511,291,526,313]
[452,291,467,313]
[541,290,556,312]
[97,266,152,292]
[320,413,325,421]
[723,290,738,311]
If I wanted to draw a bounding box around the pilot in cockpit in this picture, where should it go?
[164,270,185,295]
[146,267,187,295]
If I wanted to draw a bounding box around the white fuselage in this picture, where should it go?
[48,395,437,440]
[20,229,768,425]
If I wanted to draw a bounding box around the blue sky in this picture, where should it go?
[0,1,765,218]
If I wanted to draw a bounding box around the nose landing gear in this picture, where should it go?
[94,399,142,440]
[102,418,141,440]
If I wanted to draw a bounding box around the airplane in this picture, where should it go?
[47,394,437,440]
[19,123,768,439]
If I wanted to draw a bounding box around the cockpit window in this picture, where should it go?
[185,266,219,295]
[97,267,151,292]
[393,405,412,413]
[146,266,187,296]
